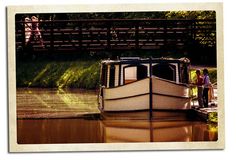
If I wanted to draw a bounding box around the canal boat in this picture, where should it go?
[98,57,192,114]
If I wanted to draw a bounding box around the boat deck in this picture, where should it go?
[192,107,217,123]
[190,87,218,123]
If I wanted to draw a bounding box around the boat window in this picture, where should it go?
[152,63,176,82]
[109,65,115,87]
[137,65,148,80]
[124,65,147,84]
[180,64,189,83]
[101,64,107,86]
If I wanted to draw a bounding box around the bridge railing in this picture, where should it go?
[15,19,216,53]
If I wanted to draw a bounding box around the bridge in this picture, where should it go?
[15,18,216,63]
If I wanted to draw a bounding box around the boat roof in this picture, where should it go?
[101,57,190,65]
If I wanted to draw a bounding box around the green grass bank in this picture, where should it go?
[16,60,101,89]
[16,60,217,89]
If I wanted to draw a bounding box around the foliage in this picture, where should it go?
[165,11,216,19]
[208,69,217,85]
[15,11,215,22]
[16,60,101,89]
[208,112,218,123]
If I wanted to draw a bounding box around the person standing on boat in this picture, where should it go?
[195,69,204,108]
[203,68,211,108]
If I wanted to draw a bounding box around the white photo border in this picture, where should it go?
[8,3,224,152]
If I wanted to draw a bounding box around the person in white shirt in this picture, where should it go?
[203,68,211,107]
[24,16,44,48]
[24,17,32,45]
[31,16,44,48]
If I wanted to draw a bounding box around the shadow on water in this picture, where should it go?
[17,88,217,144]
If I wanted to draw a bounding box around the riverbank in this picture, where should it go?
[16,59,217,89]
[16,60,100,89]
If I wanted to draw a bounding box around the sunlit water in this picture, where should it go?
[17,88,99,118]
[17,88,217,144]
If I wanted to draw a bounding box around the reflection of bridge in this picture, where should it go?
[16,19,216,62]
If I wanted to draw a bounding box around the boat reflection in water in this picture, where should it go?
[100,119,217,143]
[17,116,217,144]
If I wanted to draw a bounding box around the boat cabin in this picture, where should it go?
[100,57,190,88]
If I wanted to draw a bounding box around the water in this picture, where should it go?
[17,88,99,118]
[17,88,217,144]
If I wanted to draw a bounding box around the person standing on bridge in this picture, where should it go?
[24,16,44,48]
[203,68,211,108]
[31,16,44,48]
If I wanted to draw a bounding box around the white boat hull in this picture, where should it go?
[152,77,191,109]
[99,77,191,112]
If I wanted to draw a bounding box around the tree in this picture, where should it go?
[165,11,216,20]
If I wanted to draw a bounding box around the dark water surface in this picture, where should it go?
[17,88,217,144]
